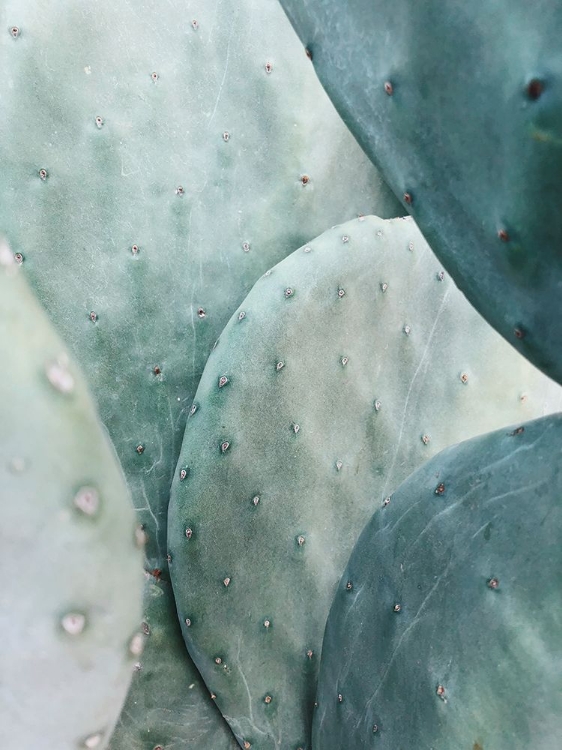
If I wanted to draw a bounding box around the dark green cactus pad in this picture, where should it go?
[314,413,562,749]
[167,216,562,750]
[0,0,400,576]
[0,245,143,750]
[108,575,238,750]
[279,0,562,383]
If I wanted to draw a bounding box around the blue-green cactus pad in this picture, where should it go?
[279,0,562,383]
[315,413,562,749]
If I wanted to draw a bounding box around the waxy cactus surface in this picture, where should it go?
[0,244,143,750]
[167,215,562,750]
[0,0,400,576]
[0,3,401,736]
[109,576,238,750]
[314,413,562,749]
[279,0,562,384]
[1,0,561,746]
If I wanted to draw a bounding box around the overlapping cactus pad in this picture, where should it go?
[109,576,238,750]
[315,413,562,749]
[279,0,562,384]
[167,215,562,749]
[0,0,399,576]
[0,245,143,750]
[2,0,562,746]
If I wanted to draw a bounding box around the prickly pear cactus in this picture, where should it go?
[109,575,238,750]
[0,0,400,577]
[167,215,562,750]
[279,0,562,383]
[0,244,143,750]
[314,413,562,749]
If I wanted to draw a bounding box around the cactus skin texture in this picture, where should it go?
[0,243,143,750]
[108,575,238,750]
[0,2,400,742]
[314,413,562,750]
[0,0,400,577]
[167,215,562,750]
[279,0,562,384]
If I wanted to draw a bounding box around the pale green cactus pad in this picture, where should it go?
[167,215,562,749]
[315,413,562,749]
[0,244,143,750]
[109,574,238,750]
[0,0,400,575]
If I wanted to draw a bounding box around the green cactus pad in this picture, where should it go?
[108,575,238,750]
[0,244,143,750]
[167,215,562,749]
[279,0,562,383]
[315,413,562,749]
[0,0,400,575]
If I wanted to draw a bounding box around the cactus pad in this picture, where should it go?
[167,216,562,749]
[109,575,238,750]
[0,0,400,576]
[0,244,143,750]
[279,0,562,382]
[314,413,562,749]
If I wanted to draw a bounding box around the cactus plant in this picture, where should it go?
[278,0,562,383]
[0,0,400,577]
[109,574,238,750]
[0,242,143,750]
[3,0,560,744]
[167,215,562,749]
[314,412,562,749]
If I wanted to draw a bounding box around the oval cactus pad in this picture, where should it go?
[315,413,562,749]
[168,215,562,749]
